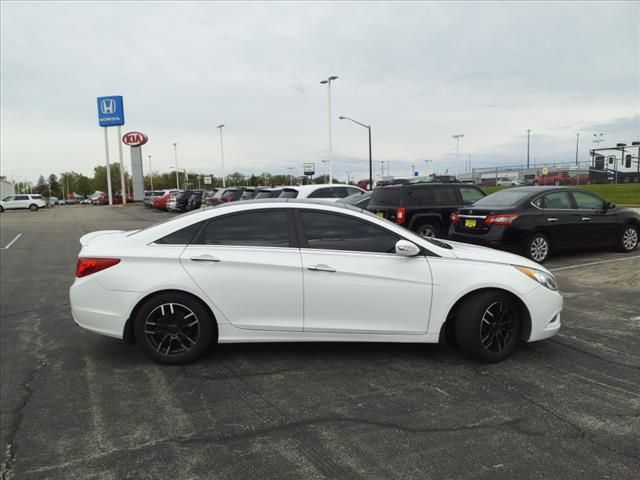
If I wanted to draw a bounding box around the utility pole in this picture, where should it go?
[217,125,226,187]
[173,143,180,189]
[575,133,579,166]
[320,76,338,184]
[526,129,531,169]
[452,134,464,177]
[148,155,153,190]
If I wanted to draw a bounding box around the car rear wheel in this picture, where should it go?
[29,204,38,211]
[526,233,550,263]
[134,293,215,365]
[0,206,4,213]
[618,224,639,252]
[415,223,439,238]
[455,291,522,362]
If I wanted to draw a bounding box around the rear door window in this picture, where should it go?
[279,189,298,199]
[308,188,335,198]
[196,210,291,247]
[542,192,573,209]
[431,187,457,205]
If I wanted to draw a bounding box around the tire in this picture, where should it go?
[525,232,551,263]
[414,222,439,238]
[553,180,560,186]
[0,206,4,213]
[29,204,38,211]
[623,176,630,183]
[533,181,539,186]
[618,223,639,253]
[633,176,640,183]
[134,292,216,365]
[455,290,522,363]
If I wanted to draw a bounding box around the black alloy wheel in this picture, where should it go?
[415,223,439,238]
[456,291,522,362]
[135,293,215,365]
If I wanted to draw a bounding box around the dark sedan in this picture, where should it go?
[448,187,640,262]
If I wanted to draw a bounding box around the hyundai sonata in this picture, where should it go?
[70,200,562,364]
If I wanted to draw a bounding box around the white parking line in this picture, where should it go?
[1,234,22,250]
[550,255,640,272]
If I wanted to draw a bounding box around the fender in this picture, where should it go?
[408,213,444,230]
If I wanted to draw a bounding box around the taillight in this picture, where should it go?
[396,207,406,224]
[450,212,459,223]
[76,258,120,278]
[484,214,519,225]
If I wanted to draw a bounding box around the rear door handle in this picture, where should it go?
[307,264,336,273]
[190,255,221,263]
[547,218,558,222]
[581,217,591,221]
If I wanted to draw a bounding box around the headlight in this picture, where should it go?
[514,266,558,291]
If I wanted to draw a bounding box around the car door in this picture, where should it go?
[180,208,304,331]
[297,209,432,334]
[2,196,15,209]
[13,195,29,209]
[570,191,618,246]
[535,191,578,249]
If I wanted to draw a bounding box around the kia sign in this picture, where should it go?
[97,96,125,126]
[122,131,148,146]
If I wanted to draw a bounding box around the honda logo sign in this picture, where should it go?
[122,131,148,147]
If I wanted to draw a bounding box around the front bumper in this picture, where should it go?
[522,285,563,342]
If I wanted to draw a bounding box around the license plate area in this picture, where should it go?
[376,212,385,218]
[464,218,477,228]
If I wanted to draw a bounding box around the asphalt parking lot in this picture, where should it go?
[1,205,639,480]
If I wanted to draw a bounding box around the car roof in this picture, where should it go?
[282,184,358,192]
[374,182,469,190]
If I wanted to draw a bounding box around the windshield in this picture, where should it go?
[473,189,531,207]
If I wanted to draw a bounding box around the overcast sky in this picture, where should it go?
[1,1,639,183]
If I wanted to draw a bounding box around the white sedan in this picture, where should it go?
[70,200,562,364]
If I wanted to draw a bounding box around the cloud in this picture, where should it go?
[1,1,638,183]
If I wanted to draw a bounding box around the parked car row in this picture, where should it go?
[365,183,639,262]
[146,184,367,213]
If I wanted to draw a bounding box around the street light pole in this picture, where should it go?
[339,115,373,190]
[148,155,153,190]
[575,133,579,166]
[173,142,180,189]
[320,76,338,184]
[287,167,294,186]
[217,124,226,187]
[452,134,464,177]
[526,129,531,168]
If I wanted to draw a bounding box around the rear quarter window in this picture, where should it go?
[370,188,402,206]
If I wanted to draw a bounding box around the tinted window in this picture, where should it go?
[156,221,204,245]
[542,192,573,209]
[572,192,604,210]
[14,195,28,200]
[332,187,350,198]
[300,211,398,253]
[279,189,298,198]
[308,188,335,198]
[405,187,433,206]
[459,187,485,205]
[255,190,274,199]
[3,196,14,201]
[432,187,457,205]
[197,210,290,247]
[346,187,363,196]
[370,187,402,206]
[475,190,531,207]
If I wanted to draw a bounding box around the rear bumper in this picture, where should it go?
[70,276,139,339]
[448,225,525,254]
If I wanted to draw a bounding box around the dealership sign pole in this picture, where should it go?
[122,131,148,202]
[97,96,125,206]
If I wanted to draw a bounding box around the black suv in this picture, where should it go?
[367,183,485,238]
[175,190,206,213]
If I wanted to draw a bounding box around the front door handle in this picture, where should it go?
[190,255,221,263]
[307,264,336,273]
[547,218,558,222]
[581,217,591,221]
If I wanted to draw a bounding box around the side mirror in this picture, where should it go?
[395,240,420,257]
[606,202,616,211]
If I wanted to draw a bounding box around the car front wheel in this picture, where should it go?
[455,291,522,362]
[134,293,215,365]
[618,224,639,252]
[29,204,39,211]
[526,233,550,263]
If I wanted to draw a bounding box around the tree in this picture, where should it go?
[47,174,60,198]
[92,164,130,195]
[34,175,47,195]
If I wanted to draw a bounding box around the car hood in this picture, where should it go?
[445,239,549,272]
